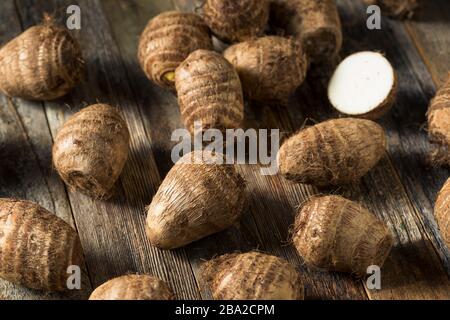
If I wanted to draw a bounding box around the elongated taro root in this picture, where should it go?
[0,17,84,100]
[328,52,397,119]
[0,199,82,291]
[175,50,244,134]
[270,0,342,62]
[223,36,307,103]
[427,72,450,166]
[434,178,450,248]
[364,0,418,19]
[146,151,246,249]
[53,104,130,199]
[138,11,213,89]
[277,118,386,187]
[201,252,304,300]
[293,196,393,277]
[202,0,269,43]
[89,275,174,300]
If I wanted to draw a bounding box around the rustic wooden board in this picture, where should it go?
[0,0,449,300]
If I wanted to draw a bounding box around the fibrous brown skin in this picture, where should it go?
[293,196,393,277]
[175,50,244,134]
[146,151,246,249]
[53,104,130,199]
[427,72,450,166]
[138,11,213,89]
[364,0,418,19]
[202,0,269,43]
[277,118,386,187]
[270,0,342,62]
[0,199,82,291]
[0,17,84,101]
[434,178,450,248]
[201,252,304,300]
[89,275,174,300]
[223,36,307,103]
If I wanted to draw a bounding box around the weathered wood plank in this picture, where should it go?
[102,0,370,300]
[14,0,201,299]
[404,0,450,85]
[0,0,91,300]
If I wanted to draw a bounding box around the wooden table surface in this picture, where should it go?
[0,0,449,300]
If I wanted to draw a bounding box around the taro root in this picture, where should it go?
[0,199,82,291]
[146,151,246,249]
[427,72,450,166]
[364,0,418,19]
[0,16,84,100]
[328,51,398,119]
[277,118,386,187]
[175,49,244,134]
[202,0,269,43]
[270,0,342,62]
[223,36,307,103]
[53,104,130,199]
[292,195,393,277]
[434,178,450,248]
[138,11,213,89]
[89,275,175,300]
[201,252,304,300]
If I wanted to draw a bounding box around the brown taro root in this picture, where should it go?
[175,50,244,134]
[0,16,84,100]
[0,199,82,291]
[270,0,342,62]
[89,275,175,300]
[202,0,269,43]
[277,118,386,187]
[201,252,304,300]
[427,72,450,166]
[434,178,450,248]
[138,11,213,89]
[146,151,246,250]
[53,104,130,199]
[293,196,393,277]
[223,36,307,103]
[364,0,418,19]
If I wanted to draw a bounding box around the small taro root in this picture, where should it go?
[89,275,174,300]
[0,16,84,100]
[223,36,307,103]
[364,0,418,19]
[277,118,386,187]
[270,0,342,62]
[175,50,244,134]
[201,252,304,300]
[434,178,450,248]
[53,104,130,199]
[146,151,246,249]
[202,0,269,43]
[138,11,213,89]
[293,195,393,277]
[0,199,82,291]
[328,51,397,119]
[427,72,450,166]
